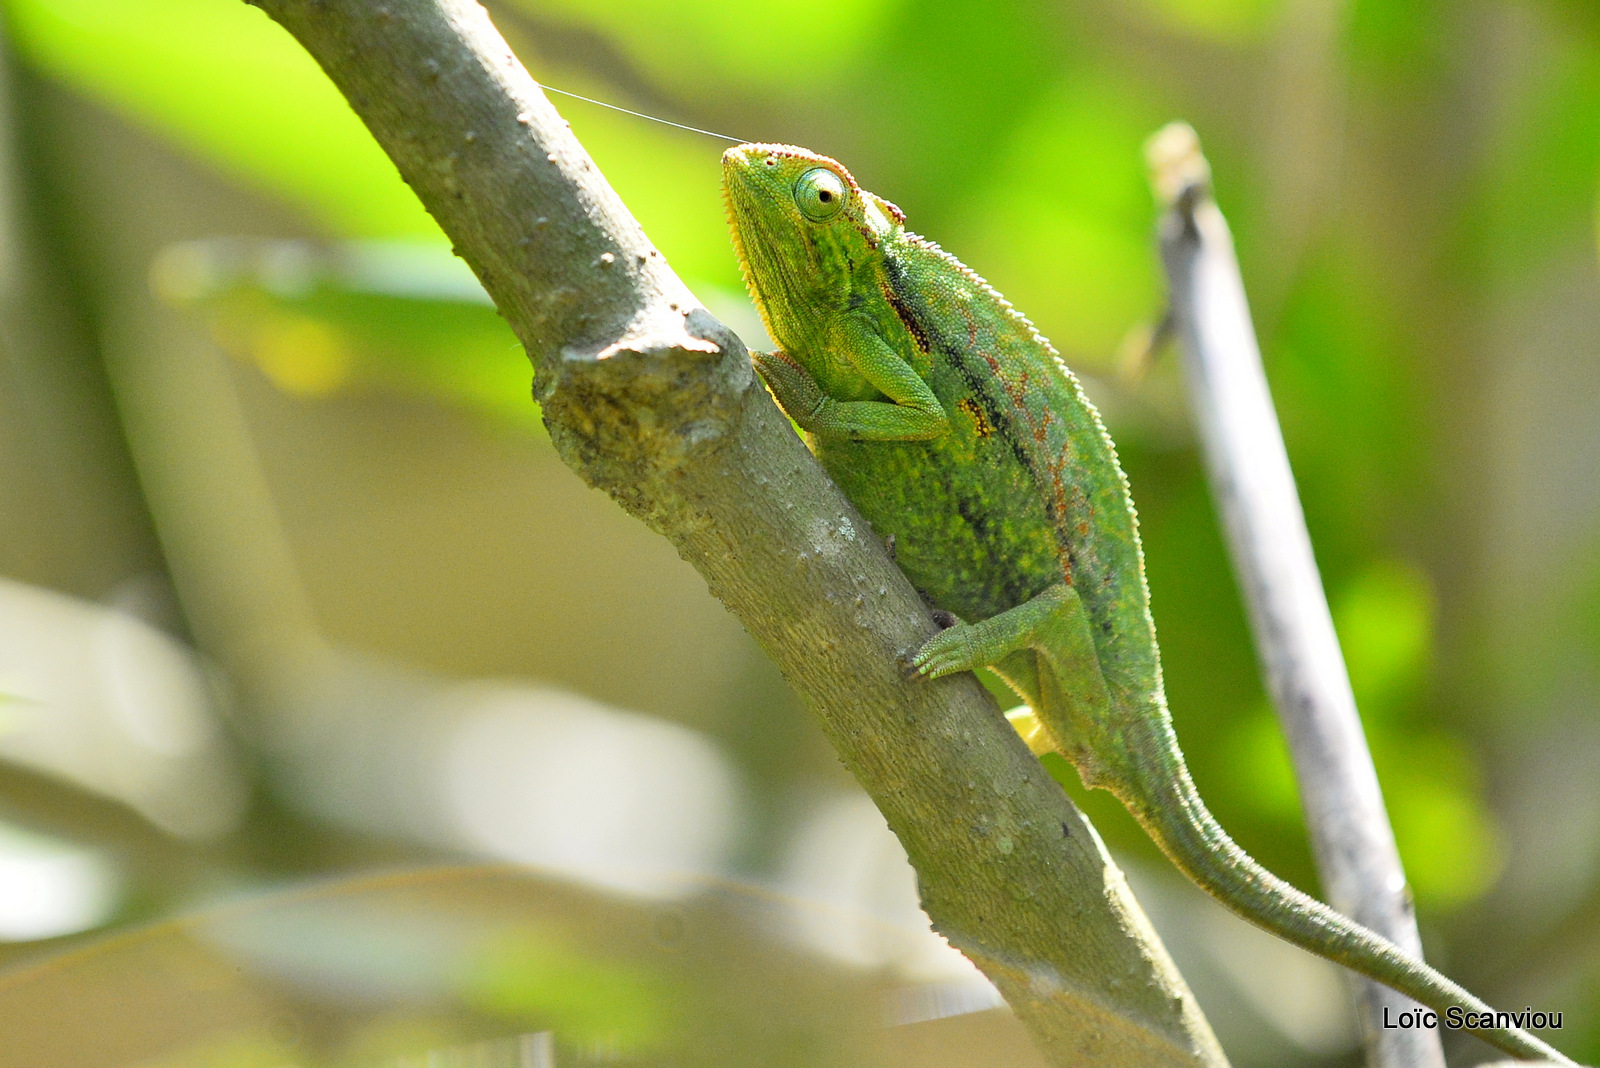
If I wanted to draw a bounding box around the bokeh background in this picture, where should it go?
[0,0,1595,1064]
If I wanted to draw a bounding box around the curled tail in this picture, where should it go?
[1129,741,1569,1064]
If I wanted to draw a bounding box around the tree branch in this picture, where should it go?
[245,1,1227,1063]
[1148,123,1444,1068]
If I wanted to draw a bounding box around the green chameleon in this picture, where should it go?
[723,142,1567,1064]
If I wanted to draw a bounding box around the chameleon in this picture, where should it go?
[722,142,1569,1065]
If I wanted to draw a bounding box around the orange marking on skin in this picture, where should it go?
[968,339,1083,588]
[957,396,995,437]
[1009,370,1033,408]
[1051,470,1074,584]
[996,366,1028,408]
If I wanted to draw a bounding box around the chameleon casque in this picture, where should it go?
[722,142,1567,1064]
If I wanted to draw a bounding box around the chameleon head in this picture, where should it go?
[722,143,904,351]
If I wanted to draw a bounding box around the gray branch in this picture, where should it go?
[1148,123,1445,1068]
[245,1,1228,1063]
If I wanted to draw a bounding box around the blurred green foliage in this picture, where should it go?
[3,0,1600,1063]
[460,926,674,1049]
[149,238,545,428]
[8,0,436,235]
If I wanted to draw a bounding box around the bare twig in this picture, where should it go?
[1148,123,1444,1068]
[243,1,1228,1062]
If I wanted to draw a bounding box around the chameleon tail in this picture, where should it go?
[1126,727,1570,1065]
[935,592,1562,1060]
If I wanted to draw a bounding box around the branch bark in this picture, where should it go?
[1148,123,1444,1068]
[245,1,1227,1064]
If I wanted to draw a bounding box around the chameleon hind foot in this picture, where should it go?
[910,583,1088,680]
[911,582,1112,765]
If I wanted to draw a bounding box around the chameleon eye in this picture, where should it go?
[794,167,847,222]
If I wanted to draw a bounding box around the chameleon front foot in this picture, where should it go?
[909,620,985,679]
[752,349,825,426]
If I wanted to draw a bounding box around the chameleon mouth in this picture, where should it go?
[721,154,790,348]
[720,147,786,232]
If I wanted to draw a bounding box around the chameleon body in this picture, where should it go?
[723,142,1568,1064]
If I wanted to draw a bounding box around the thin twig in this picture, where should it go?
[1148,123,1445,1068]
[244,2,1228,1063]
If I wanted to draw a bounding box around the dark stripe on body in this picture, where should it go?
[881,245,1075,586]
[880,252,1029,471]
[880,281,931,354]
